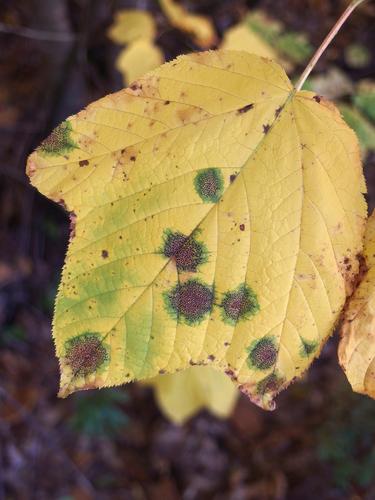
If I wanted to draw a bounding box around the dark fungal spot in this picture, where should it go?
[300,338,318,358]
[220,284,259,325]
[39,121,77,156]
[130,155,136,161]
[247,337,277,370]
[239,224,245,231]
[263,123,271,134]
[162,229,207,272]
[256,373,284,396]
[275,106,283,117]
[101,250,109,259]
[79,159,89,167]
[229,174,237,183]
[164,100,170,105]
[65,332,108,377]
[313,95,321,103]
[164,279,213,324]
[237,103,254,114]
[194,168,224,203]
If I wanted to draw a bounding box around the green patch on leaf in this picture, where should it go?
[39,120,77,156]
[300,338,318,358]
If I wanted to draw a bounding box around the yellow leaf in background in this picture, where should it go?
[339,211,375,398]
[221,23,278,61]
[147,366,238,423]
[116,39,164,85]
[108,9,156,45]
[26,51,366,410]
[159,0,217,49]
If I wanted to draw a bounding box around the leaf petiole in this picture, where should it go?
[295,0,368,91]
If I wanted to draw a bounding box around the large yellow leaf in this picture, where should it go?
[339,211,375,397]
[26,51,366,410]
[146,366,238,423]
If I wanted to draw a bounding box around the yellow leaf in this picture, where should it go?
[108,9,156,45]
[116,39,164,85]
[146,366,238,423]
[221,23,278,61]
[159,0,217,49]
[339,211,375,398]
[26,51,366,410]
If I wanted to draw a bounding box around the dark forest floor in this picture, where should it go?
[1,1,375,499]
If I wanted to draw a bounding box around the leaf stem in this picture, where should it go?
[295,0,367,91]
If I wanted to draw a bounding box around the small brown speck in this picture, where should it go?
[130,156,136,161]
[79,159,89,167]
[101,250,109,259]
[164,100,170,105]
[263,124,271,134]
[239,224,245,231]
[230,174,237,183]
[313,95,321,103]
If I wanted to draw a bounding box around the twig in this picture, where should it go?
[295,0,368,91]
[0,22,76,42]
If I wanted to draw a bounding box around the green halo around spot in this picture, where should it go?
[39,120,77,156]
[247,336,277,370]
[194,168,224,203]
[160,229,208,272]
[220,283,260,325]
[164,279,214,325]
[300,338,318,358]
[64,332,109,377]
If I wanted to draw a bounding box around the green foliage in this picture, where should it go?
[317,392,375,489]
[69,389,128,437]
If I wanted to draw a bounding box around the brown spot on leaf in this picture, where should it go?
[263,124,271,134]
[313,95,321,103]
[239,224,245,231]
[237,103,254,114]
[101,250,109,259]
[79,160,89,167]
[65,332,108,377]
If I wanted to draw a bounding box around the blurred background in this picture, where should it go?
[1,1,375,498]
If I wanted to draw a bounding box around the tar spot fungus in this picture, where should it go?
[39,121,77,156]
[65,332,108,377]
[164,279,213,324]
[256,373,284,396]
[194,168,224,203]
[161,229,207,272]
[247,336,277,370]
[101,250,109,259]
[300,338,318,358]
[220,284,259,325]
